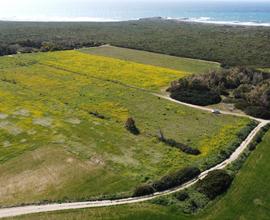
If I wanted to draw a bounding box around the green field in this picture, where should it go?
[7,130,270,220]
[0,50,250,207]
[80,46,220,74]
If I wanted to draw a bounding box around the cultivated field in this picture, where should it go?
[0,51,250,207]
[80,45,220,74]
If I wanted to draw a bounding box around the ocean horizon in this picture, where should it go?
[1,1,270,27]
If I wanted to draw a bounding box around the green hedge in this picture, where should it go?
[133,166,201,197]
[196,170,233,200]
[152,167,201,192]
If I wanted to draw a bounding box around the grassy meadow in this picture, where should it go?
[80,45,220,74]
[0,50,251,207]
[6,130,270,220]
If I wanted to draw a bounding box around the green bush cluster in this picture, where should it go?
[169,67,270,119]
[0,39,102,56]
[133,184,155,197]
[152,167,201,192]
[196,170,233,200]
[249,123,270,151]
[169,88,221,106]
[175,192,189,201]
[133,167,201,197]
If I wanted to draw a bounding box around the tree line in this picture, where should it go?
[0,39,102,56]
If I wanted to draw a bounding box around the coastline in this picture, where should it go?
[0,16,270,27]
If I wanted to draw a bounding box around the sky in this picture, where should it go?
[1,0,268,10]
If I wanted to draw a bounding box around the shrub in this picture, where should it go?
[151,197,171,206]
[243,106,270,120]
[132,184,155,197]
[168,67,270,119]
[175,191,189,201]
[249,123,270,151]
[170,88,221,106]
[248,142,256,151]
[165,138,201,155]
[89,111,106,119]
[125,117,140,135]
[152,167,201,192]
[196,170,233,200]
[157,134,201,155]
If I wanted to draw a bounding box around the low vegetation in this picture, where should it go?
[196,170,233,200]
[133,166,200,197]
[0,39,102,56]
[152,167,201,192]
[0,20,270,67]
[249,124,270,151]
[175,191,189,201]
[157,130,201,155]
[223,124,270,179]
[125,117,140,135]
[133,184,155,197]
[168,67,270,119]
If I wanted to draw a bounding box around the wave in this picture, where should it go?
[167,17,270,27]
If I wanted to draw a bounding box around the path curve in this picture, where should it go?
[154,93,267,123]
[0,96,269,219]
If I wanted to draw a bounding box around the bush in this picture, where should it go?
[151,197,171,206]
[243,106,270,120]
[132,184,155,197]
[249,123,270,151]
[175,192,189,201]
[89,111,106,119]
[196,170,233,200]
[248,142,256,151]
[168,67,270,119]
[158,137,201,155]
[170,88,221,106]
[153,167,201,192]
[125,117,140,135]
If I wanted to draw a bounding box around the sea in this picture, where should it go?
[1,1,270,26]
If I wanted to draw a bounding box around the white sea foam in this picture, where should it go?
[169,17,270,27]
